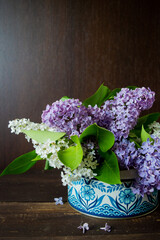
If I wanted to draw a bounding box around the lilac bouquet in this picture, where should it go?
[2,84,160,196]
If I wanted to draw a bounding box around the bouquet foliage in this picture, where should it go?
[2,84,160,196]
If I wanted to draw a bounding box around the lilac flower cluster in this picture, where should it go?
[41,99,105,136]
[41,87,155,140]
[100,87,155,140]
[113,136,160,195]
[113,138,138,170]
[132,137,160,195]
[87,105,111,129]
[41,87,159,195]
[135,87,155,110]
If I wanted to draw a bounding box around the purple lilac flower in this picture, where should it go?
[54,197,63,205]
[41,99,98,137]
[134,87,155,110]
[100,87,155,140]
[132,136,160,195]
[78,223,89,234]
[100,223,111,232]
[113,138,138,170]
[87,104,111,128]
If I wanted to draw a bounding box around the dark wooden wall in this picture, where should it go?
[0,0,160,170]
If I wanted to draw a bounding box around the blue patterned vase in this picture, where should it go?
[68,178,158,219]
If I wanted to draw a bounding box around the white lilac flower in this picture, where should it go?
[77,223,89,234]
[8,118,56,141]
[82,143,98,170]
[8,118,30,134]
[100,223,111,232]
[61,164,97,186]
[33,138,69,169]
[47,154,63,169]
[8,120,69,170]
[60,143,97,186]
[54,197,63,205]
[11,117,108,186]
[149,121,160,138]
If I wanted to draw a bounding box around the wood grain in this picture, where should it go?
[0,0,160,169]
[0,170,160,239]
[1,235,160,240]
[2,234,160,240]
[0,169,67,202]
[0,202,159,239]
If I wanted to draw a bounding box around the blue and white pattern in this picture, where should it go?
[80,185,95,201]
[68,178,158,219]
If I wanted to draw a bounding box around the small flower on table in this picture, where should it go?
[78,223,89,234]
[54,197,63,205]
[100,223,111,232]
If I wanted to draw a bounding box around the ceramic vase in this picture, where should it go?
[68,173,158,219]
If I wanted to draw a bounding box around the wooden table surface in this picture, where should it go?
[0,169,159,240]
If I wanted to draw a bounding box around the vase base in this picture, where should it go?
[68,201,159,219]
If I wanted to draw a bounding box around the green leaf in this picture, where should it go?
[141,125,152,143]
[95,150,121,184]
[79,123,115,152]
[60,96,70,101]
[127,86,137,90]
[31,155,43,161]
[129,138,141,148]
[44,160,49,170]
[128,132,138,138]
[130,112,160,138]
[128,130,141,148]
[129,129,141,138]
[58,135,83,170]
[105,88,121,100]
[135,112,160,130]
[82,84,111,107]
[22,130,66,143]
[44,160,53,170]
[0,151,37,176]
